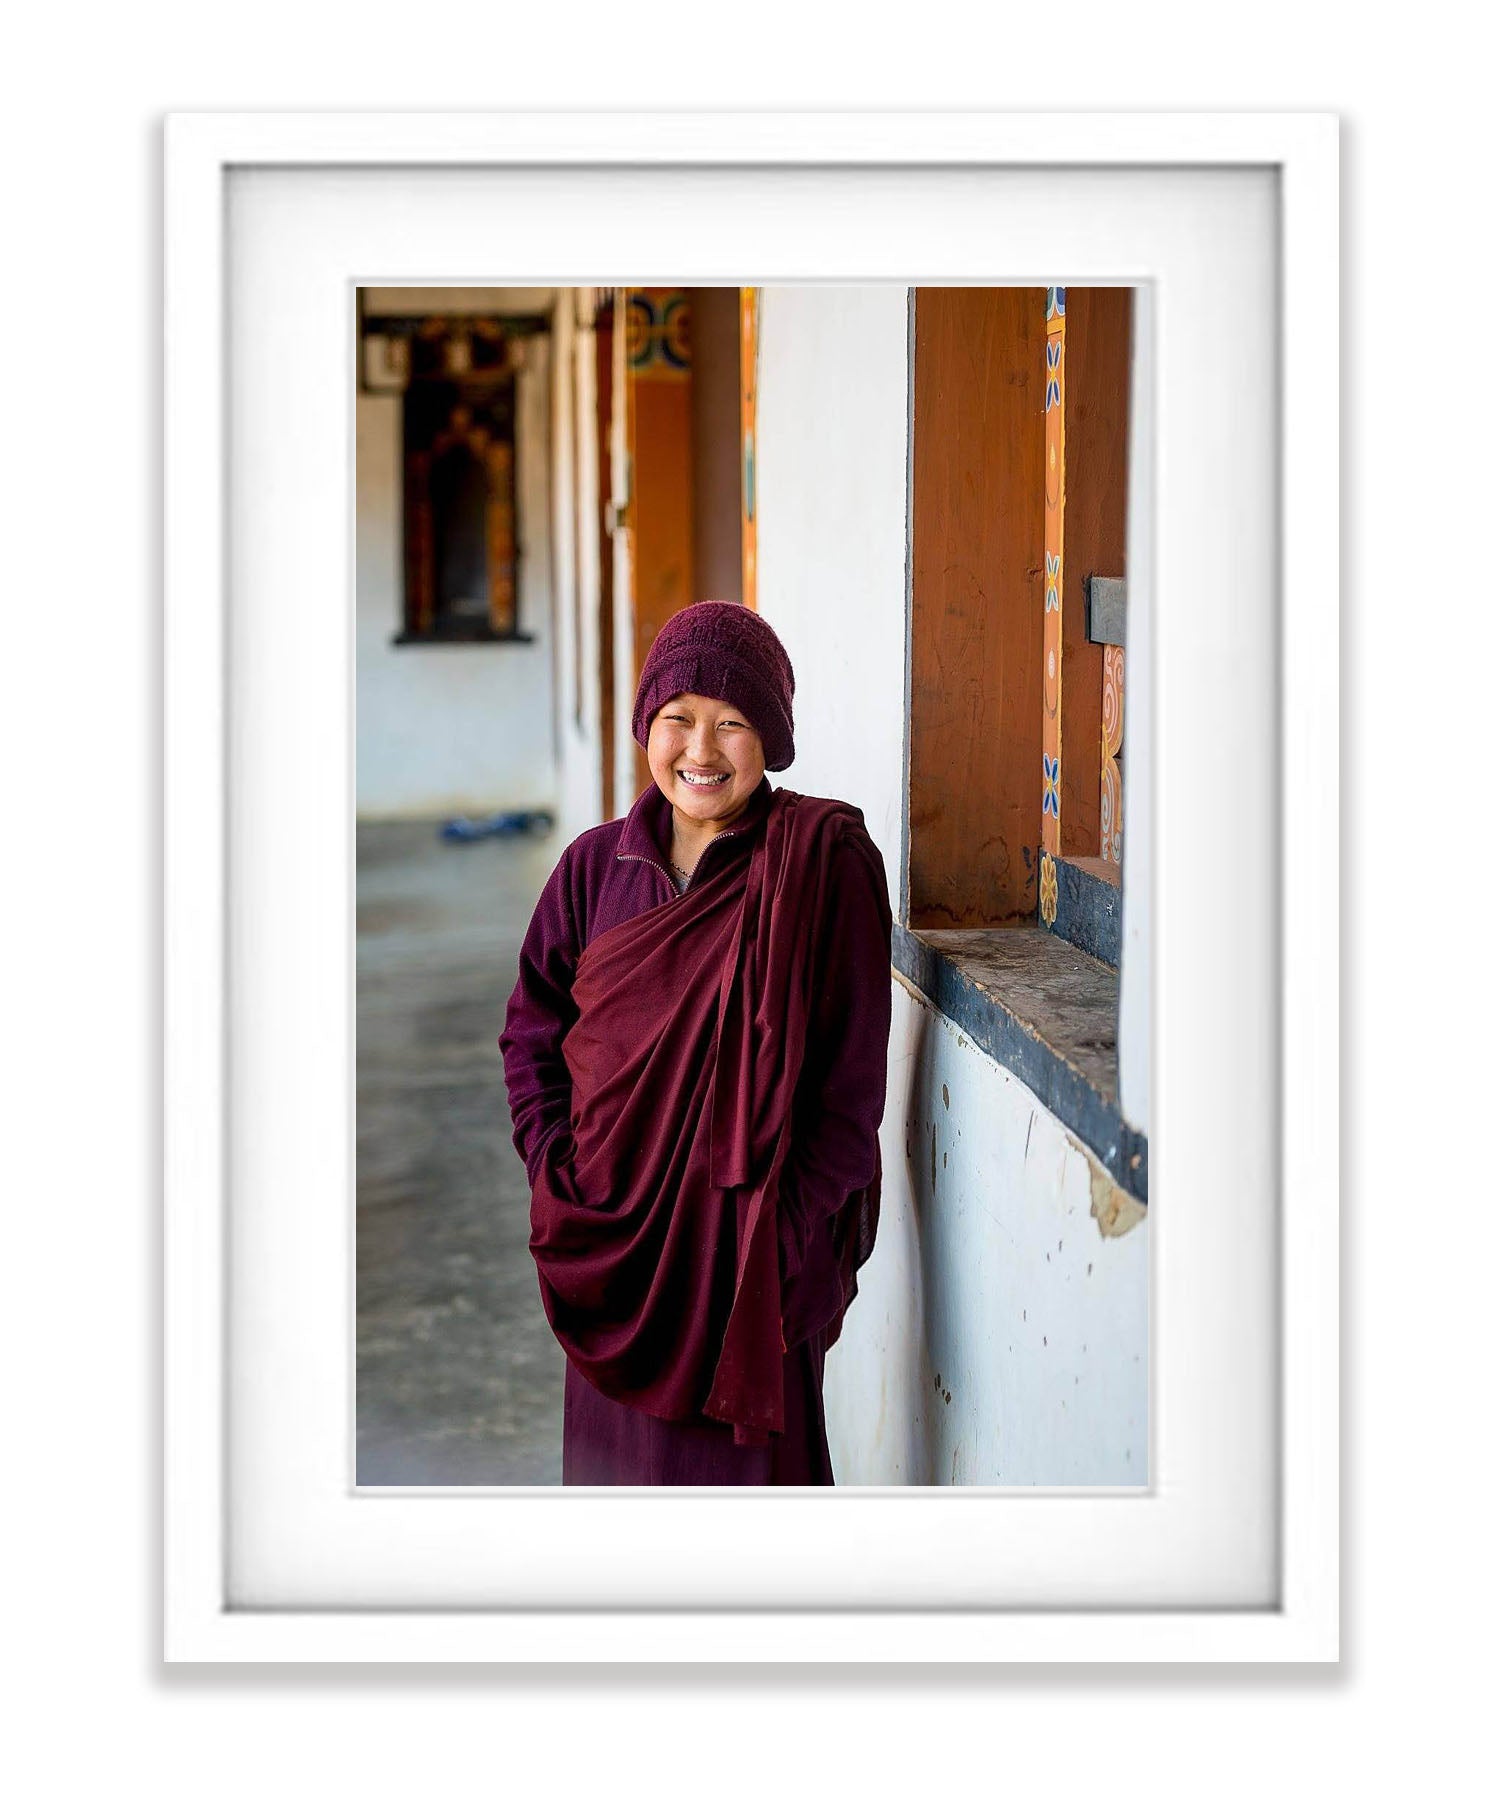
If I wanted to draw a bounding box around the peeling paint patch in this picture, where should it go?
[1089,1159,1147,1237]
[942,1082,950,1111]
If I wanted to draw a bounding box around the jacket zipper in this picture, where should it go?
[616,816,755,896]
[614,850,679,895]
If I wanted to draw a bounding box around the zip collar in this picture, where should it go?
[614,775,775,892]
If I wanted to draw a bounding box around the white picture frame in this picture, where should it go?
[164,111,1338,1663]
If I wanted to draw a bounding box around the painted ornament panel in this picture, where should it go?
[628,289,692,379]
[1101,643,1125,864]
[1039,850,1059,927]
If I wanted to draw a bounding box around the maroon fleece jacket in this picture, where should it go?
[499,775,893,1349]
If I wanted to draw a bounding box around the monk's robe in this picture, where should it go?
[500,776,893,1484]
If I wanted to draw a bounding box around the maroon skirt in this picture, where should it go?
[561,1323,834,1486]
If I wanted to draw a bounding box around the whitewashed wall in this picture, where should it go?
[840,987,1150,1485]
[753,287,908,874]
[355,334,557,818]
[755,285,1149,1485]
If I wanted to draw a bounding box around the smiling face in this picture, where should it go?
[646,691,766,829]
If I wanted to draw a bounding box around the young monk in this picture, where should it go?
[499,601,893,1484]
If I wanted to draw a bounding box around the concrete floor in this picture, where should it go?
[356,819,565,1485]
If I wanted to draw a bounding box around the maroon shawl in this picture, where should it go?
[528,789,885,1446]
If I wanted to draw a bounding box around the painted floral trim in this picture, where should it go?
[1039,852,1059,926]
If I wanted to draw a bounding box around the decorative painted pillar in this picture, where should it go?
[739,287,759,611]
[1040,285,1067,916]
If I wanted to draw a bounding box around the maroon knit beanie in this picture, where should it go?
[631,600,796,770]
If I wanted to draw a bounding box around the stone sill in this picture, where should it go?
[391,628,537,647]
[891,921,1148,1204]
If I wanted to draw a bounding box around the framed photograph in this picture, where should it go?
[164,112,1338,1661]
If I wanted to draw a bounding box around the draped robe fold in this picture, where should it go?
[527,789,886,1447]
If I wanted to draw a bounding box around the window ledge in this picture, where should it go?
[891,922,1148,1204]
[392,627,536,647]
